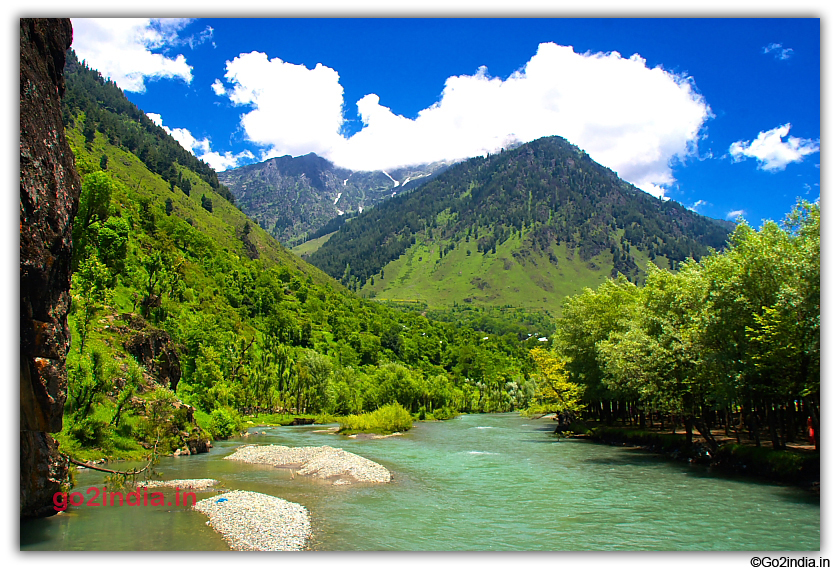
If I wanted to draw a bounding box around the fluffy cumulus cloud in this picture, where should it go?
[146,112,254,171]
[729,124,820,171]
[214,43,711,198]
[215,51,346,159]
[71,18,194,92]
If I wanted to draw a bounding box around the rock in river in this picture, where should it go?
[193,490,310,551]
[225,444,391,484]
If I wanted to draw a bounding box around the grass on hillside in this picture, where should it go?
[360,229,618,316]
[292,231,336,257]
[66,124,339,289]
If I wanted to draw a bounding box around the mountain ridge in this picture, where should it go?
[218,153,453,246]
[305,136,734,314]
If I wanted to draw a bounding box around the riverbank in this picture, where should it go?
[579,424,819,490]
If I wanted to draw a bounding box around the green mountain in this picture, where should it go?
[307,136,734,315]
[56,50,539,461]
[218,154,452,246]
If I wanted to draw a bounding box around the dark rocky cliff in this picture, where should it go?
[20,18,79,518]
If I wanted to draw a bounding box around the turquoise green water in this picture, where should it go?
[21,413,819,551]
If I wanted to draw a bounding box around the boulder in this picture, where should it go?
[123,321,182,391]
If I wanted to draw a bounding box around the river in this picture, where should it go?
[21,413,819,551]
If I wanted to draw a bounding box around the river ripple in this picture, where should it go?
[21,413,819,551]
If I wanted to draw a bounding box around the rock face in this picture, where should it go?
[122,316,182,392]
[20,18,79,518]
[218,154,451,245]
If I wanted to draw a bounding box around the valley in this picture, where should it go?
[19,18,820,554]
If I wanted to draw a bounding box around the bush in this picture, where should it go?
[338,402,413,434]
[210,408,239,439]
[431,406,459,421]
[713,443,818,483]
[315,412,337,425]
[68,415,109,446]
[588,426,689,453]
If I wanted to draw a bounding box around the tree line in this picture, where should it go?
[548,201,820,451]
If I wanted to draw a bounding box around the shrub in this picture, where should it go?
[315,412,337,425]
[210,408,239,439]
[588,426,688,453]
[68,415,109,446]
[713,443,818,483]
[431,406,459,421]
[338,402,413,434]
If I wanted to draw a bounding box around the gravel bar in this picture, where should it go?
[193,490,311,551]
[142,479,220,490]
[225,444,391,483]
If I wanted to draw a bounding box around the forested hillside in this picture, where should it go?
[58,50,538,460]
[307,137,734,314]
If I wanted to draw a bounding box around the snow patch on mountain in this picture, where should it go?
[382,171,399,188]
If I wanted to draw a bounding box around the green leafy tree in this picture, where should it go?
[71,253,112,352]
[96,216,129,277]
[523,348,584,431]
[73,171,117,266]
[180,177,191,196]
[552,276,641,420]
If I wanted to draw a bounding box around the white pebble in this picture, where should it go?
[193,490,311,551]
[225,445,391,483]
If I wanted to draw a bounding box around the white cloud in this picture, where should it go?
[70,18,193,92]
[198,149,256,172]
[211,79,226,96]
[146,112,164,127]
[216,51,346,159]
[763,43,794,60]
[688,199,707,212]
[145,112,254,171]
[729,124,820,171]
[184,25,215,49]
[726,209,746,220]
[215,43,712,198]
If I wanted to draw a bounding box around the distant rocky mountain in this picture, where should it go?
[218,155,452,245]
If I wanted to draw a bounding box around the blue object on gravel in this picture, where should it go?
[216,498,228,503]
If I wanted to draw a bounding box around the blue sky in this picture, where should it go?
[69,17,821,226]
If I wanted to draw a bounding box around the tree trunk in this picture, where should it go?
[695,406,719,452]
[683,415,693,447]
[766,401,782,450]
